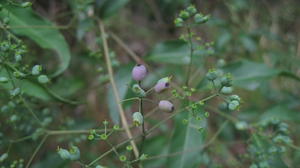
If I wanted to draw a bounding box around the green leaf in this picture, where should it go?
[147,40,212,65]
[107,64,133,124]
[166,107,206,168]
[98,0,129,19]
[0,6,71,77]
[224,59,300,90]
[260,105,300,122]
[147,40,190,65]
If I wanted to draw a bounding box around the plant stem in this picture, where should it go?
[98,19,139,158]
[25,135,48,168]
[139,97,146,155]
[185,26,194,87]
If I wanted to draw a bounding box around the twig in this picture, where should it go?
[25,135,48,168]
[98,19,139,158]
[185,26,194,86]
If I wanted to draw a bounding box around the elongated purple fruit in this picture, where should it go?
[132,64,147,81]
[154,77,171,93]
[158,100,174,112]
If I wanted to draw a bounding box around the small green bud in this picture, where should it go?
[103,120,109,125]
[174,18,184,27]
[182,119,188,125]
[132,84,146,97]
[220,74,232,87]
[186,5,197,15]
[198,101,204,106]
[194,13,209,24]
[90,129,96,134]
[235,121,248,130]
[190,88,196,92]
[220,86,233,94]
[229,95,241,102]
[204,112,210,118]
[126,145,133,151]
[13,71,25,78]
[139,154,148,161]
[100,134,108,140]
[113,125,120,131]
[217,59,226,68]
[21,2,32,8]
[38,75,49,84]
[197,127,204,132]
[68,146,80,160]
[0,77,8,83]
[179,10,190,19]
[15,54,22,62]
[119,155,127,162]
[31,65,42,75]
[87,134,94,140]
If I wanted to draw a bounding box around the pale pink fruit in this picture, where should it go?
[132,64,147,81]
[158,100,174,112]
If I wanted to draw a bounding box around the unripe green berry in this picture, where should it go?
[186,5,197,15]
[194,13,209,24]
[38,75,49,84]
[228,100,239,111]
[132,84,146,97]
[139,154,148,161]
[220,86,233,94]
[174,18,184,27]
[229,95,241,102]
[87,134,94,140]
[235,121,248,130]
[126,145,133,151]
[179,10,190,19]
[132,112,143,126]
[100,134,108,140]
[31,65,42,75]
[206,69,218,81]
[57,148,70,160]
[113,125,120,131]
[119,155,127,162]
[220,75,232,87]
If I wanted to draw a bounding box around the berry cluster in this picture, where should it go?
[131,64,174,126]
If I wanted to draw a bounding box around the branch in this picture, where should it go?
[98,20,139,158]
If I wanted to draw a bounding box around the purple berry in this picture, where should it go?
[132,64,147,81]
[154,77,171,93]
[158,100,174,112]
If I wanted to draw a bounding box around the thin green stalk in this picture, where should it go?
[185,26,194,86]
[25,135,48,168]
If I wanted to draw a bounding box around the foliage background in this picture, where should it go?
[0,0,300,167]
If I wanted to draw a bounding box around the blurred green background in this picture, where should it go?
[0,0,300,167]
